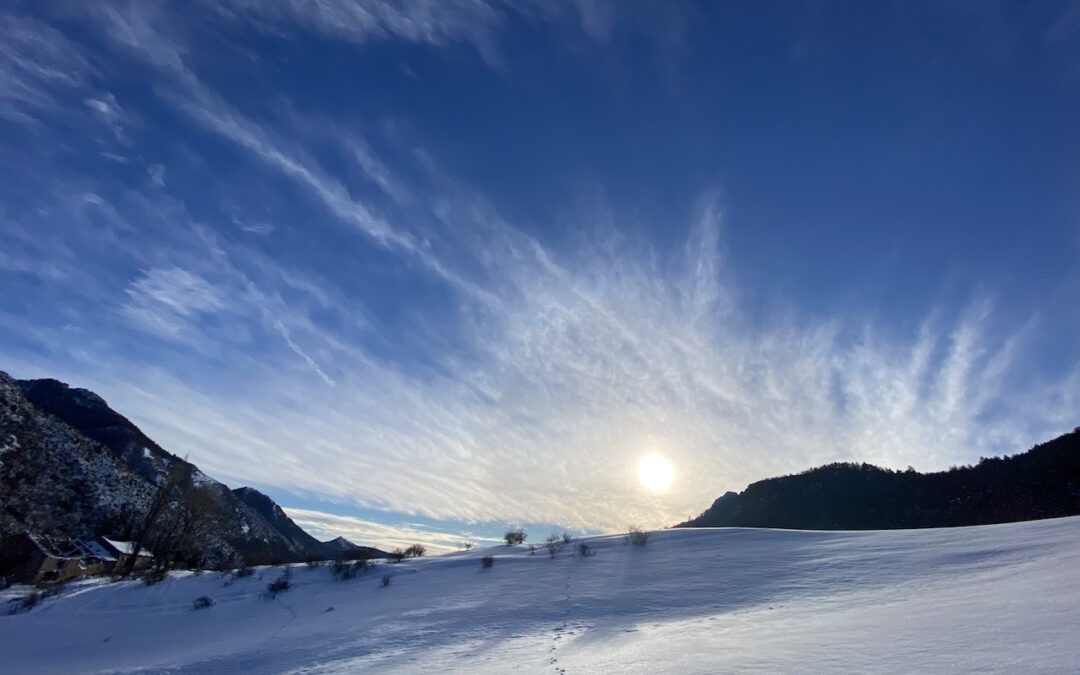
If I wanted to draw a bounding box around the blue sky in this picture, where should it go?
[1,1,1078,551]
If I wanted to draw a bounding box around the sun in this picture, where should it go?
[637,454,675,493]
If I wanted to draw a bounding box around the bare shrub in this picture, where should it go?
[576,542,593,557]
[192,595,215,610]
[545,534,562,558]
[403,544,426,558]
[528,544,536,555]
[461,541,475,551]
[481,555,494,568]
[380,574,392,587]
[233,566,255,579]
[7,591,42,614]
[265,567,292,598]
[625,527,651,546]
[562,532,572,544]
[330,558,369,580]
[330,558,354,580]
[503,527,527,545]
[387,549,405,563]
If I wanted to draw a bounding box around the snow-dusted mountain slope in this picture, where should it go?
[1,372,345,565]
[0,372,153,540]
[3,516,1079,673]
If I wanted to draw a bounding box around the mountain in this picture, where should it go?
[323,536,361,552]
[17,378,177,486]
[319,535,388,560]
[230,488,388,559]
[1,371,374,566]
[0,373,152,543]
[682,428,1080,530]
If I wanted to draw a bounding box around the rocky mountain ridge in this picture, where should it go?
[1,371,370,566]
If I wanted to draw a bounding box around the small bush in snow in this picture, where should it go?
[233,566,255,579]
[576,543,593,557]
[141,568,168,586]
[330,558,369,580]
[403,544,426,558]
[193,595,215,610]
[562,532,572,545]
[528,544,537,555]
[330,559,354,580]
[7,592,42,614]
[388,549,405,563]
[266,577,291,596]
[265,567,292,597]
[545,534,563,558]
[461,541,475,551]
[381,574,392,587]
[481,555,494,569]
[503,527,527,545]
[625,527,651,546]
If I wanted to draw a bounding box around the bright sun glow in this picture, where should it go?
[637,454,675,493]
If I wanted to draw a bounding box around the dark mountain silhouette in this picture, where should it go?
[232,487,388,559]
[682,428,1080,530]
[320,535,387,559]
[231,487,324,554]
[18,378,176,485]
[3,372,382,565]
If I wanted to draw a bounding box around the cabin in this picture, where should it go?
[0,533,152,584]
[97,537,155,573]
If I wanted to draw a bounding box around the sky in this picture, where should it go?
[1,1,1079,552]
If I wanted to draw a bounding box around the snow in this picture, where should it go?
[102,538,146,557]
[70,388,107,408]
[82,540,118,563]
[2,516,1079,674]
[190,470,217,489]
[0,433,19,456]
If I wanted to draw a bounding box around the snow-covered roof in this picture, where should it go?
[82,539,117,562]
[102,538,152,558]
[19,533,117,561]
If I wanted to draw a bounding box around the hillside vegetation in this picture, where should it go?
[683,428,1080,529]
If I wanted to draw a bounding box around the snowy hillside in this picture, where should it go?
[3,516,1079,674]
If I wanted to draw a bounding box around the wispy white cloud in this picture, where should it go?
[285,507,493,553]
[147,163,166,187]
[86,4,423,252]
[0,13,94,127]
[122,267,227,341]
[45,193,1080,534]
[90,3,504,309]
[271,318,335,387]
[84,91,130,142]
[232,215,274,235]
[211,0,508,63]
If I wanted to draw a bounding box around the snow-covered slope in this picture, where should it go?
[3,516,1079,673]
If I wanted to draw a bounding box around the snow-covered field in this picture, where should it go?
[3,517,1080,674]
